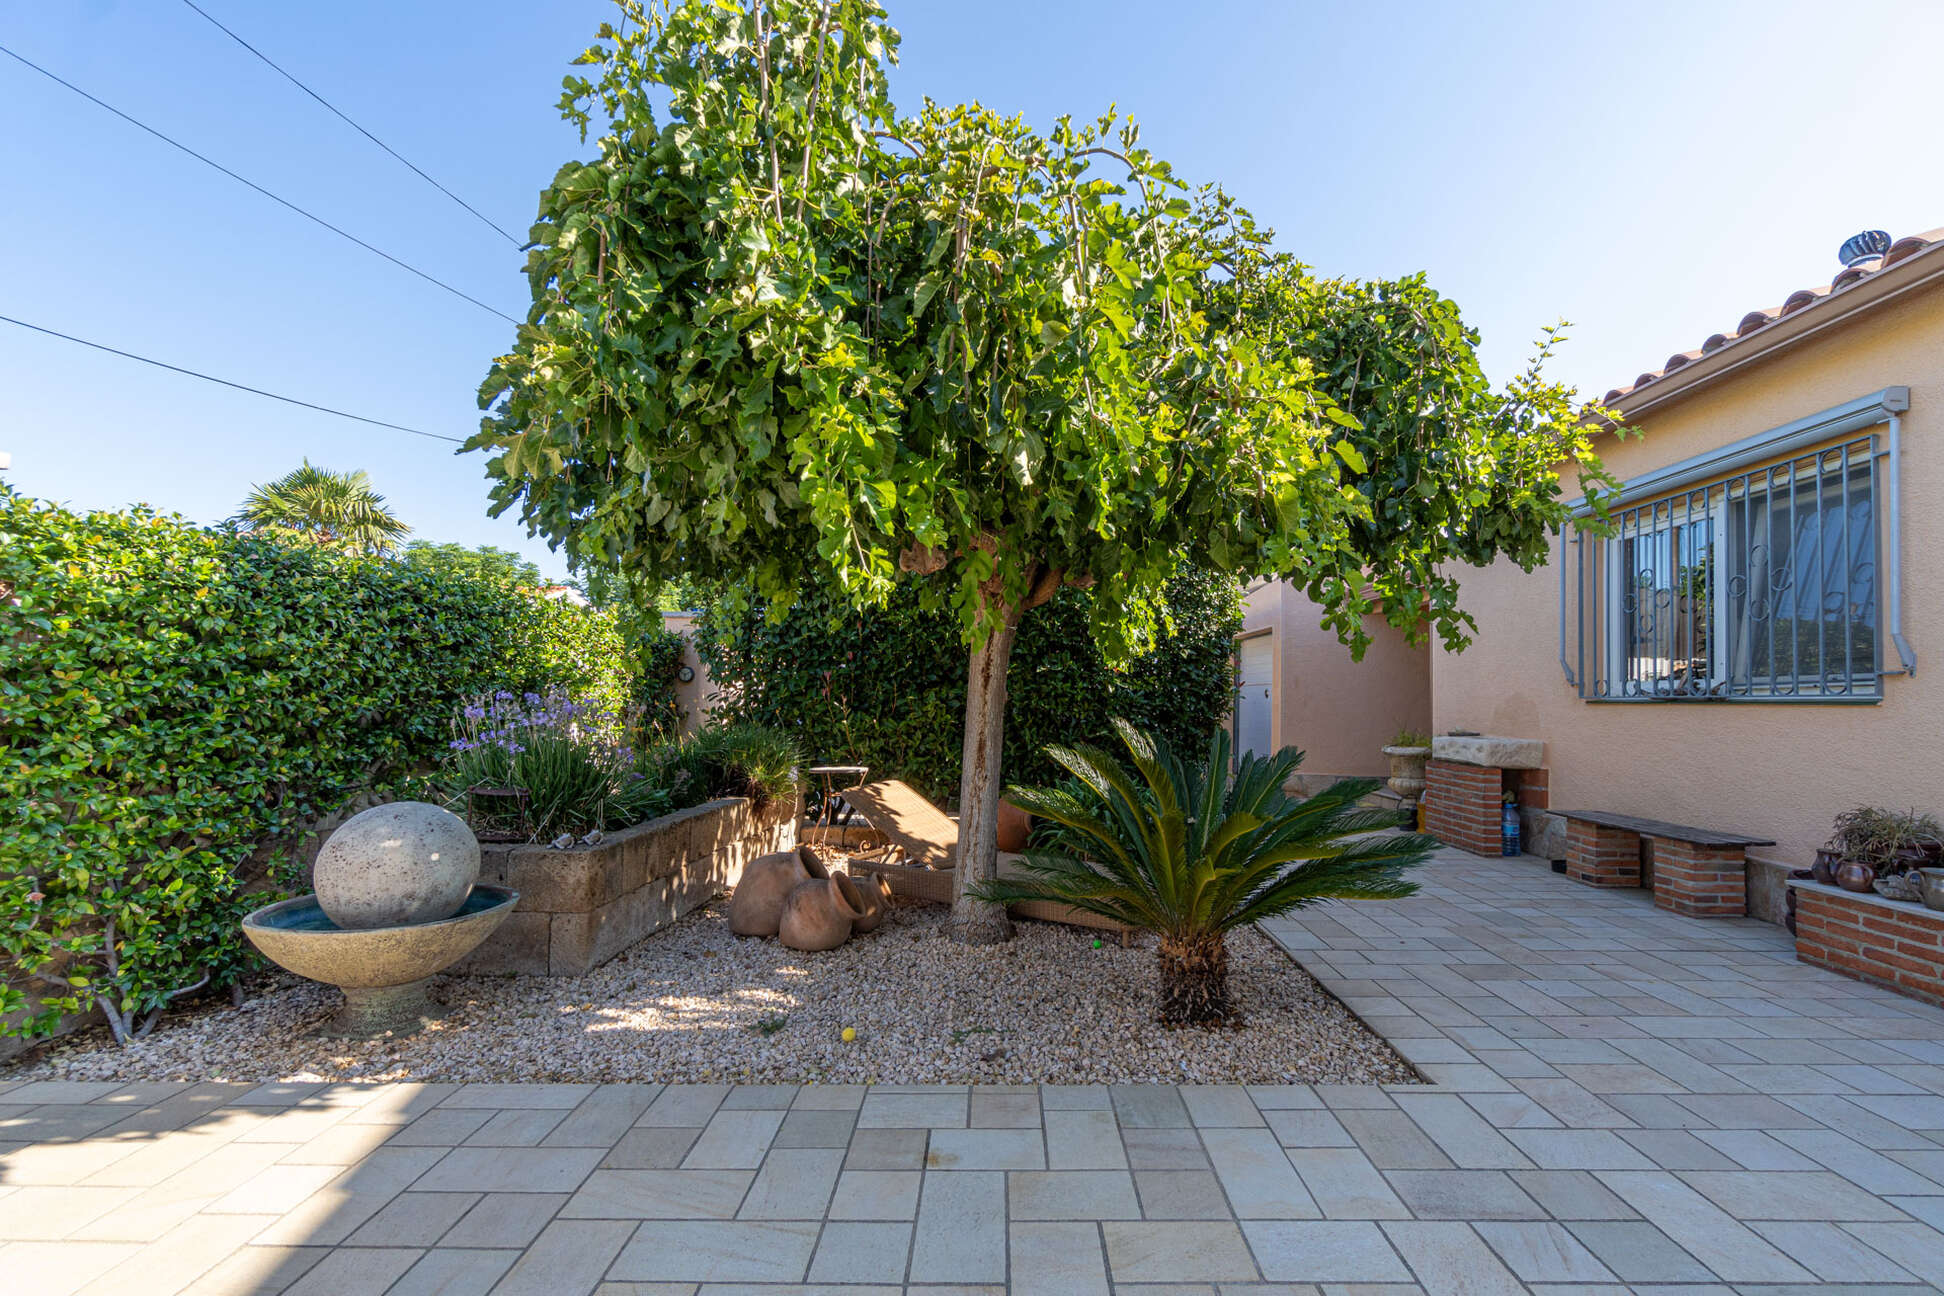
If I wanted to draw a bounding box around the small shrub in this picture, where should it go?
[641,721,802,813]
[436,689,667,841]
[976,720,1432,1026]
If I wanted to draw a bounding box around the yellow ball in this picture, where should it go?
[841,1027,857,1042]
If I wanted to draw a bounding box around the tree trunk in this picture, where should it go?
[1157,933,1234,1026]
[949,603,1022,945]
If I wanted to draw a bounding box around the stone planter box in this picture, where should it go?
[454,797,795,977]
[1790,877,1944,1008]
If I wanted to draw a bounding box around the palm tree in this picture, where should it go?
[237,461,410,554]
[975,719,1431,1026]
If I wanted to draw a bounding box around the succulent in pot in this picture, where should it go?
[1825,807,1943,901]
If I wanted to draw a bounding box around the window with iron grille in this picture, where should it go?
[1559,388,1914,702]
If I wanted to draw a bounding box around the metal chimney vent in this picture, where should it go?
[1839,229,1892,268]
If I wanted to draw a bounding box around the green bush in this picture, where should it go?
[693,569,1242,802]
[0,489,637,1041]
[432,688,669,841]
[642,722,802,814]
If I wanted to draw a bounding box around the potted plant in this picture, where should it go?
[1382,729,1432,803]
[1824,806,1944,900]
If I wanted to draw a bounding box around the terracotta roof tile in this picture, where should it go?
[1602,227,1944,405]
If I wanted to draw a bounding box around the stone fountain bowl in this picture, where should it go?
[242,885,518,1037]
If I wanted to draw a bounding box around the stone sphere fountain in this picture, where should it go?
[241,802,519,1037]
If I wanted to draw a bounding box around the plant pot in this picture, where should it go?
[778,874,865,951]
[1836,861,1877,894]
[995,799,1033,853]
[1919,868,1944,912]
[1382,745,1430,802]
[730,849,813,937]
[1811,849,1841,886]
[850,871,893,934]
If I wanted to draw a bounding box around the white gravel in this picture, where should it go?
[7,895,1418,1086]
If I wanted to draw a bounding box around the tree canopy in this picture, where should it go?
[401,540,543,587]
[470,0,1613,939]
[236,460,410,556]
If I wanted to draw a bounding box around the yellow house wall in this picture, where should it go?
[1242,580,1432,781]
[1432,285,1944,870]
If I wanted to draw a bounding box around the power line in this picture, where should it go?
[0,43,521,327]
[178,0,523,248]
[0,313,467,445]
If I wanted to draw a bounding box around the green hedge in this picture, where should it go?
[694,569,1242,803]
[0,489,634,1040]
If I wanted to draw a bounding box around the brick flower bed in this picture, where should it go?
[1790,878,1944,1008]
[454,797,796,976]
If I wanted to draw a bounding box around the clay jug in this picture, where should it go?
[1836,861,1877,894]
[730,850,810,936]
[797,842,831,879]
[851,871,893,934]
[779,874,865,951]
[995,799,1032,853]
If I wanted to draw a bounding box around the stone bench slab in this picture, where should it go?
[1430,735,1544,769]
[1554,809,1774,848]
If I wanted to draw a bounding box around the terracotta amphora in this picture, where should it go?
[850,871,894,934]
[730,850,811,936]
[779,874,865,951]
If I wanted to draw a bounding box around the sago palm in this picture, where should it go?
[975,719,1431,1026]
[237,460,410,554]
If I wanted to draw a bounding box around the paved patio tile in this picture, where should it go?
[907,1171,1006,1284]
[438,1193,567,1249]
[844,1127,929,1170]
[386,1247,516,1296]
[1123,1127,1212,1169]
[1471,1219,1617,1283]
[415,1146,603,1194]
[610,1219,819,1283]
[1135,1169,1233,1219]
[1242,1220,1410,1283]
[681,1109,785,1169]
[808,1220,912,1283]
[1385,1170,1546,1220]
[830,1169,921,1220]
[492,1219,635,1295]
[1043,1109,1126,1170]
[1201,1128,1318,1218]
[562,1168,752,1219]
[924,1127,1044,1170]
[342,1190,479,1246]
[1007,1168,1140,1219]
[1102,1221,1258,1282]
[1008,1220,1107,1295]
[738,1148,843,1219]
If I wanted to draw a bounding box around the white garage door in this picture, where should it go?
[1235,634,1273,763]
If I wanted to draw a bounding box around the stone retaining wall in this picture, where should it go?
[454,797,796,977]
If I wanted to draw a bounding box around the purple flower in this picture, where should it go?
[448,739,466,750]
[495,690,514,701]
[523,692,541,705]
[463,705,486,720]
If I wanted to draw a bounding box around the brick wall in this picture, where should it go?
[1565,820,1641,887]
[1424,759,1505,856]
[1793,882,1944,1009]
[1513,768,1549,811]
[1653,841,1746,918]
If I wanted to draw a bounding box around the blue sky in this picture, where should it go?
[7,0,1944,581]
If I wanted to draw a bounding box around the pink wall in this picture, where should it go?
[1240,580,1431,782]
[1432,286,1944,870]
